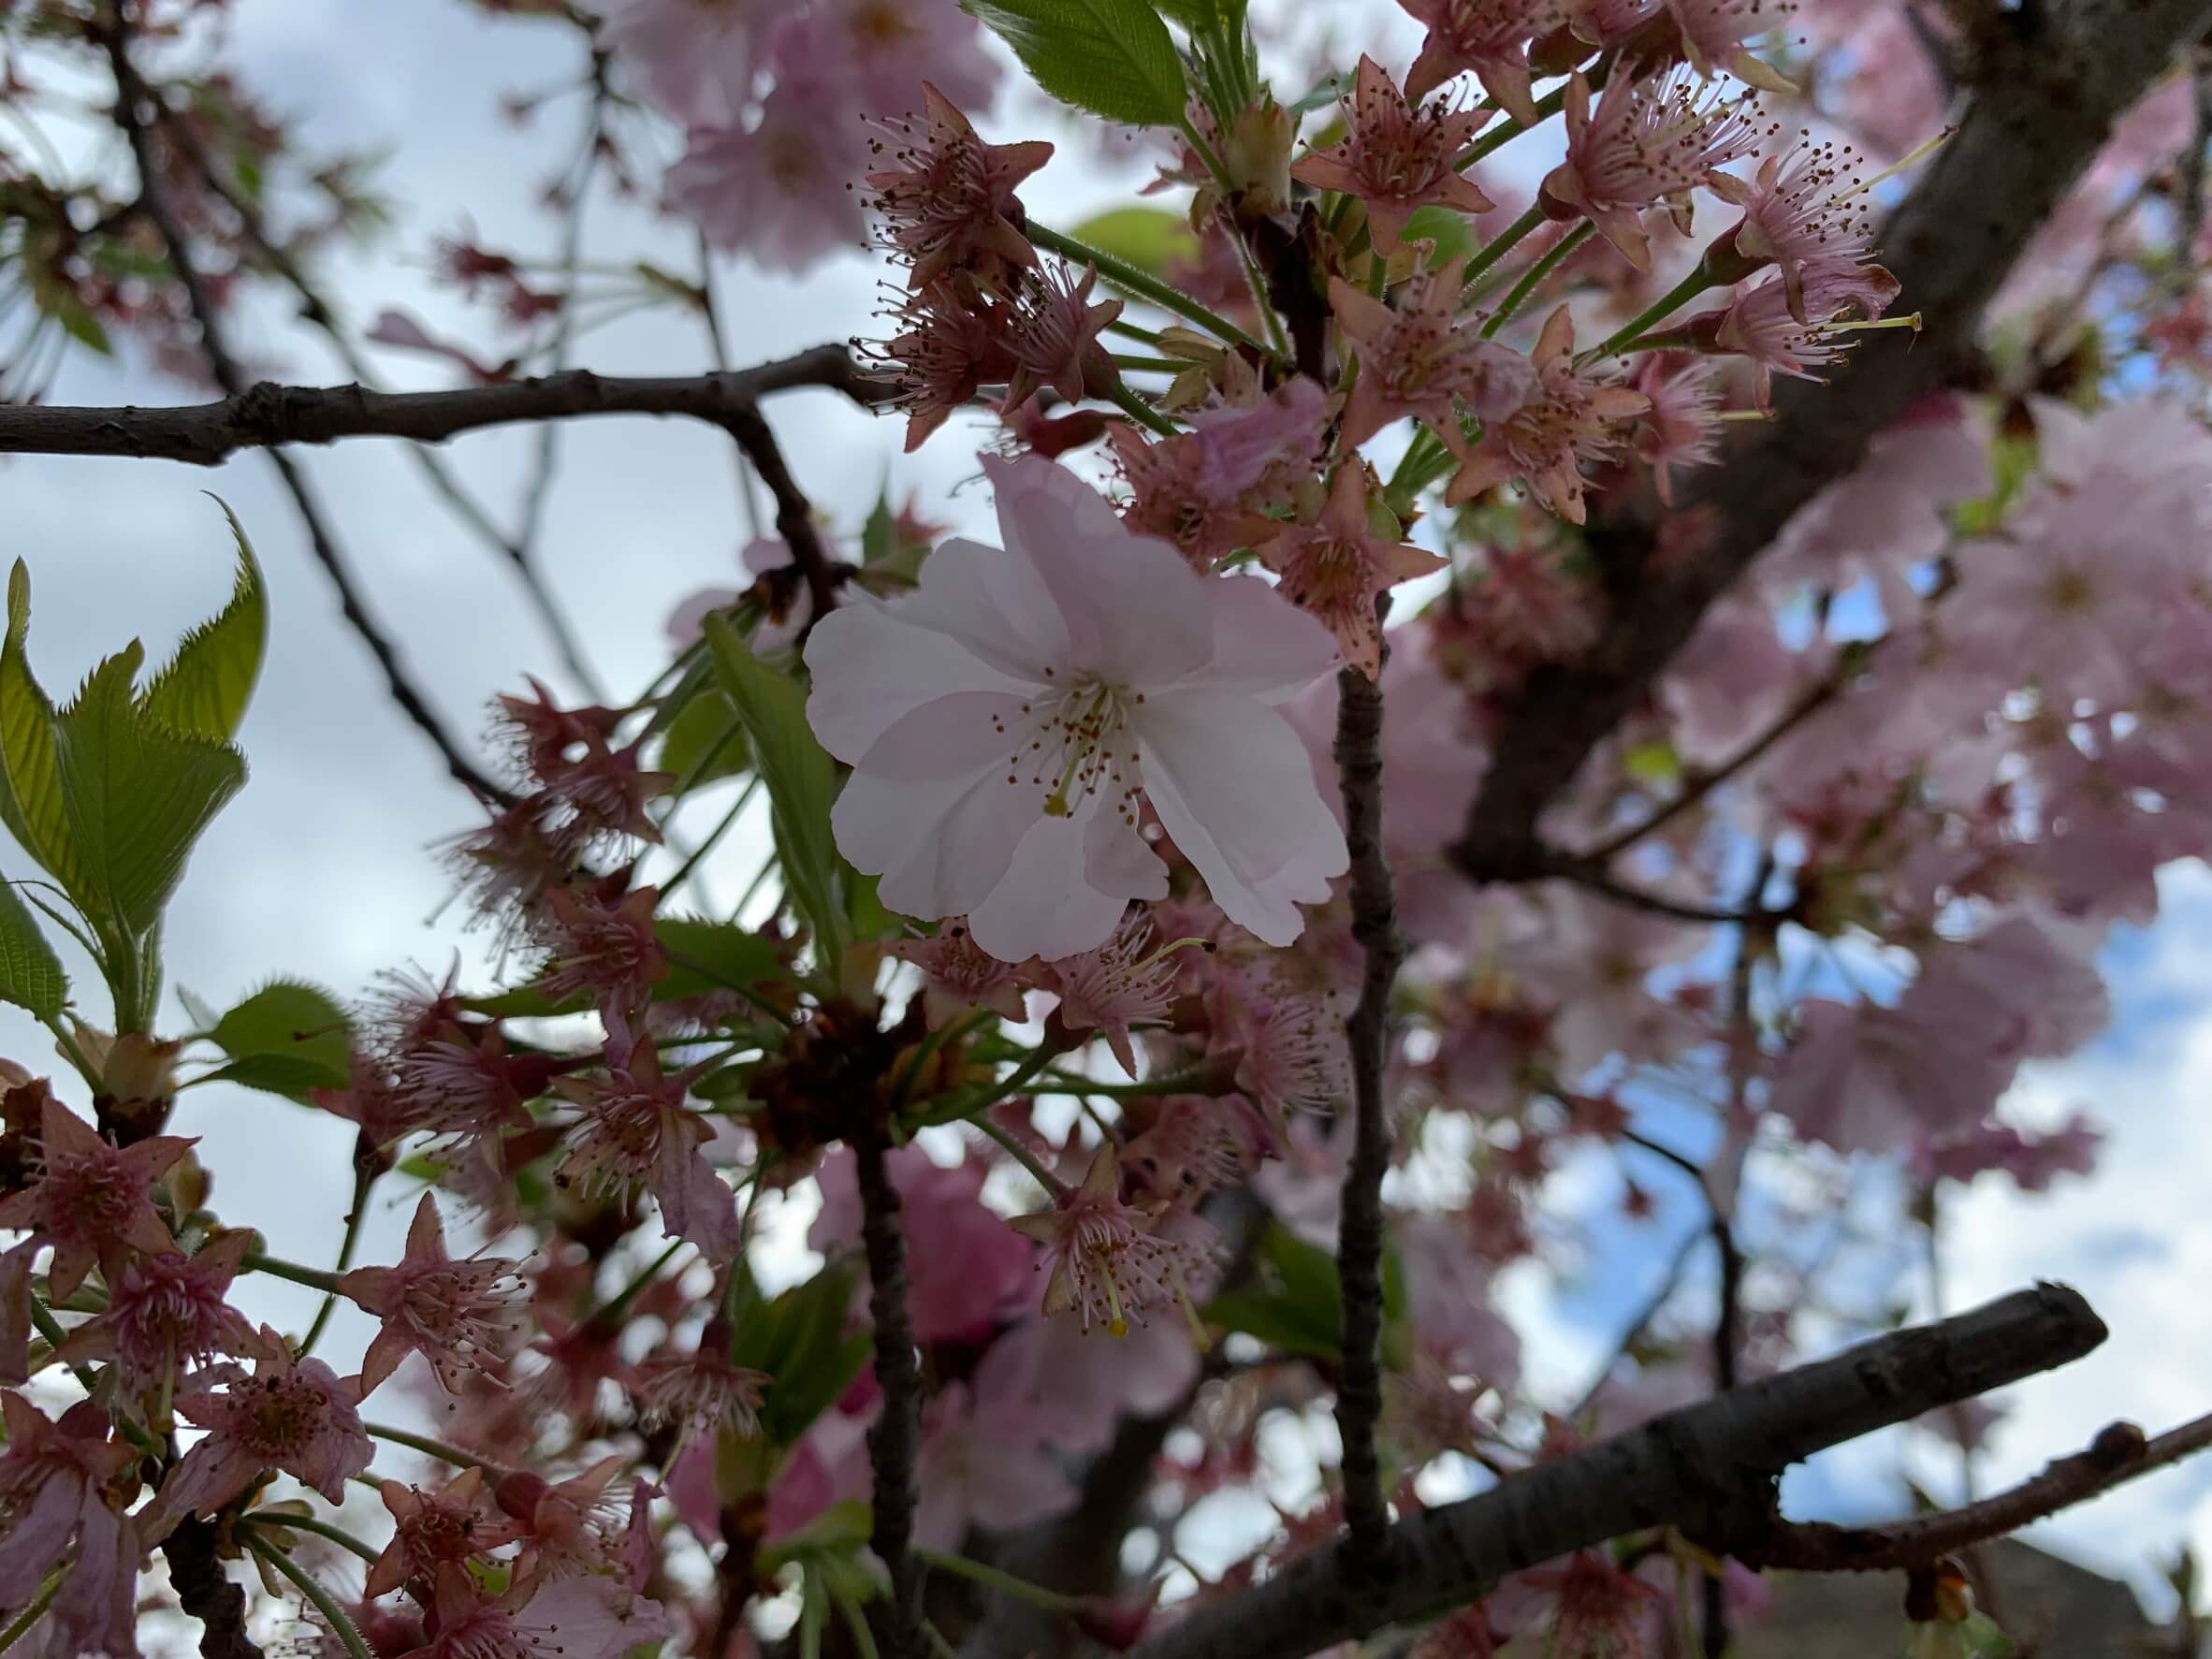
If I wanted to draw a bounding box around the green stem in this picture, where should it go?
[1482,222,1594,339]
[245,1535,374,1659]
[298,1164,376,1360]
[971,1118,1069,1201]
[1455,82,1572,169]
[587,1238,688,1329]
[662,774,762,901]
[1036,1068,1224,1099]
[916,1548,1084,1612]
[1111,354,1189,374]
[1461,203,1547,295]
[922,1621,961,1659]
[244,1510,381,1565]
[363,1420,492,1469]
[0,1570,62,1657]
[835,1585,883,1659]
[1105,317,1167,346]
[38,1015,101,1093]
[1029,223,1270,357]
[1108,382,1181,438]
[1584,265,1718,362]
[242,1251,342,1295]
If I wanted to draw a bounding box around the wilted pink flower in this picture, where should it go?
[365,311,510,384]
[1529,1550,1667,1657]
[1332,260,1535,451]
[867,83,1052,290]
[1711,138,1879,321]
[804,454,1347,961]
[1260,463,1447,678]
[864,282,1017,452]
[337,1192,529,1395]
[1109,381,1331,566]
[1694,262,1905,407]
[535,881,668,1011]
[495,1456,633,1580]
[811,1144,1033,1343]
[52,1230,268,1401]
[1010,1146,1203,1336]
[1446,308,1649,523]
[1213,983,1349,1143]
[1042,912,1183,1075]
[148,1341,373,1536]
[1398,0,1584,123]
[400,1561,671,1659]
[1290,56,1493,254]
[0,1397,140,1659]
[553,1014,740,1259]
[1664,0,1798,94]
[1629,354,1724,503]
[886,919,1036,1026]
[1122,1095,1262,1202]
[0,1100,192,1300]
[365,1467,517,1599]
[669,79,870,274]
[1003,263,1123,411]
[1540,67,1760,270]
[633,1320,770,1452]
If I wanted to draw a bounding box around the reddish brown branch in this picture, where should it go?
[714,402,847,643]
[1757,1411,2212,1572]
[163,1515,265,1659]
[855,1130,925,1658]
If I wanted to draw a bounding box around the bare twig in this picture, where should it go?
[856,1129,925,1658]
[1759,1412,2212,1572]
[163,1514,266,1659]
[715,401,847,643]
[1125,1284,2109,1659]
[1330,607,1404,1568]
[103,19,508,806]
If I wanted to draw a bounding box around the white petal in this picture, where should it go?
[988,456,1214,686]
[967,793,1133,962]
[804,590,1035,762]
[1136,691,1347,946]
[1183,575,1341,704]
[1084,802,1170,902]
[897,534,1072,681]
[833,693,1045,922]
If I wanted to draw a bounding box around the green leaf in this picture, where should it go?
[138,502,268,741]
[53,647,246,939]
[704,615,845,964]
[657,916,785,999]
[657,686,749,792]
[859,487,896,568]
[732,1263,873,1447]
[759,1501,875,1572]
[1069,205,1202,279]
[207,980,354,1101]
[1399,205,1479,268]
[1204,1222,1408,1363]
[0,562,86,903]
[961,0,1187,125]
[0,876,65,1020]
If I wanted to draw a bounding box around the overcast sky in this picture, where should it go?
[5,0,2210,1623]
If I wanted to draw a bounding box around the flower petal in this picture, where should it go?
[968,794,1134,962]
[804,585,1037,762]
[1179,575,1341,704]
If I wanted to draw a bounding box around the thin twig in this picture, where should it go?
[103,20,509,807]
[1330,604,1404,1569]
[855,1129,924,1657]
[714,400,845,644]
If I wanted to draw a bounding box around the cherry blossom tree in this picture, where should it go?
[3,1,2212,1657]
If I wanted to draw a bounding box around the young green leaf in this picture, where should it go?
[0,875,66,1021]
[138,501,269,742]
[207,979,355,1101]
[0,562,87,903]
[704,615,845,964]
[961,0,1187,126]
[657,685,749,791]
[1068,205,1202,278]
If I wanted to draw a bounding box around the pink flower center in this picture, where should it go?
[42,1148,146,1242]
[231,1373,331,1461]
[999,677,1142,823]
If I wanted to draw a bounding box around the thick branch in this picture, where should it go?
[1453,0,2212,880]
[1761,1410,2212,1572]
[855,1130,925,1658]
[104,22,508,807]
[163,1515,265,1659]
[1330,618,1404,1566]
[1127,1284,2107,1659]
[0,351,886,467]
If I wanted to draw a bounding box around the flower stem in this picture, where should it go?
[1481,222,1594,339]
[38,1014,101,1094]
[1106,317,1167,346]
[245,1535,374,1659]
[298,1162,376,1360]
[1454,82,1571,169]
[1461,203,1547,297]
[243,1510,382,1564]
[916,1548,1084,1612]
[362,1419,492,1469]
[1029,222,1270,357]
[587,1238,689,1330]
[1584,266,1719,363]
[1108,382,1181,438]
[662,774,762,901]
[971,1117,1070,1201]
[241,1250,343,1295]
[1112,354,1190,374]
[0,1570,62,1657]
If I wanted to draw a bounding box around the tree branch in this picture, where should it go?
[1330,612,1405,1567]
[163,1514,265,1659]
[103,18,509,807]
[855,1129,925,1658]
[714,401,847,643]
[0,351,887,467]
[1126,1284,2108,1659]
[1758,1410,2212,1572]
[1452,0,2212,884]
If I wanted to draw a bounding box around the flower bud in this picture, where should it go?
[1222,99,1294,222]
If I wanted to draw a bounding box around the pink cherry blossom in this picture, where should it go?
[865,281,1018,453]
[1109,380,1331,567]
[886,918,1036,1026]
[1663,0,1798,94]
[1002,262,1122,412]
[867,83,1051,291]
[1539,67,1761,270]
[811,1143,1032,1343]
[51,1230,269,1402]
[1912,1110,2104,1193]
[400,1562,670,1659]
[633,1319,770,1452]
[0,1100,192,1301]
[1446,308,1649,524]
[1008,1146,1205,1336]
[668,79,870,275]
[1290,57,1493,255]
[147,1341,373,1536]
[1693,261,1905,408]
[1628,353,1724,505]
[495,1456,634,1580]
[911,1338,1082,1547]
[763,0,998,118]
[1397,0,1584,123]
[1330,260,1536,452]
[1259,463,1447,678]
[365,1467,518,1599]
[0,1396,140,1659]
[1713,138,1881,321]
[591,0,790,126]
[1042,911,1183,1075]
[804,454,1348,961]
[336,1192,529,1395]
